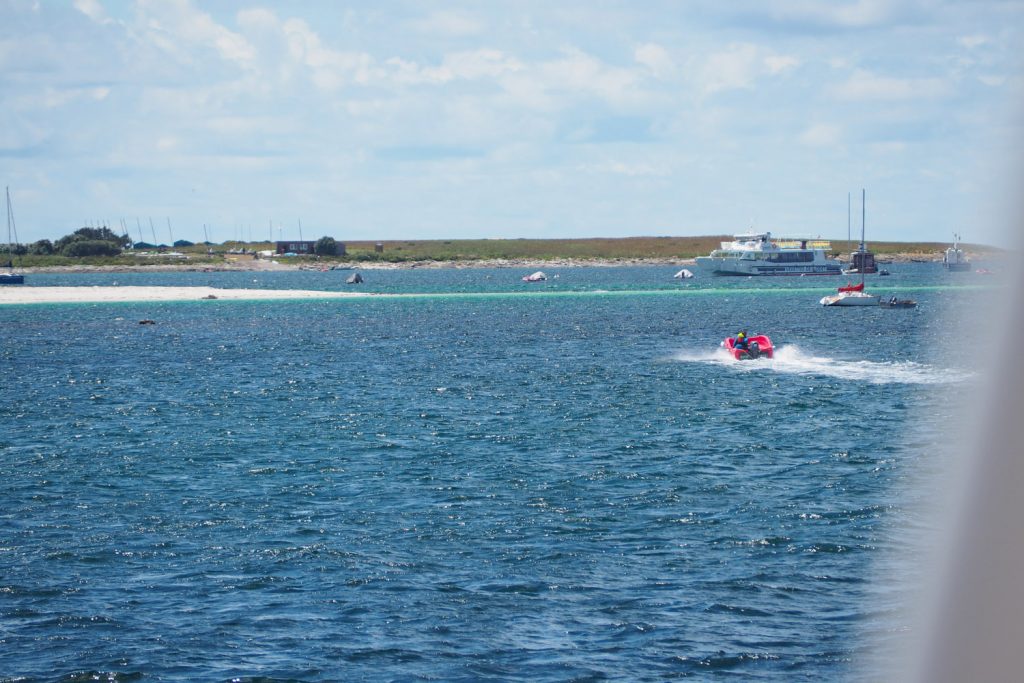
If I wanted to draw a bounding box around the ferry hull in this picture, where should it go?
[695,258,841,277]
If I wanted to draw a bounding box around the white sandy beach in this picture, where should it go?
[0,286,371,305]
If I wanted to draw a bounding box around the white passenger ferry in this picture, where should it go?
[694,232,842,276]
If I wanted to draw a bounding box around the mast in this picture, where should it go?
[5,186,11,267]
[860,188,866,254]
[861,189,866,287]
[6,186,21,269]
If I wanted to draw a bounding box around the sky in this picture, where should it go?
[1,0,1021,246]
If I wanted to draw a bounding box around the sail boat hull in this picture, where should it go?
[820,291,879,306]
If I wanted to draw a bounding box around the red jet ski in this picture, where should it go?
[723,334,774,360]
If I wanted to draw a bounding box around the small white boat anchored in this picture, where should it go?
[673,268,694,279]
[522,271,546,282]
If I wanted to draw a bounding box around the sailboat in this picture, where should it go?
[820,189,878,306]
[842,191,878,274]
[1,186,25,285]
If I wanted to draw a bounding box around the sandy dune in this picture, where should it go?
[0,286,370,305]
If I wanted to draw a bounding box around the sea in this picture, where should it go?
[0,263,998,682]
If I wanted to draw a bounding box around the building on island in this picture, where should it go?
[275,240,346,256]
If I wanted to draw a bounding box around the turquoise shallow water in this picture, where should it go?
[1,264,992,681]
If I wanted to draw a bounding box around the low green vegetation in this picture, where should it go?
[4,232,1000,268]
[305,236,998,263]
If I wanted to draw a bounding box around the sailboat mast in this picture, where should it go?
[861,189,866,286]
[860,188,866,253]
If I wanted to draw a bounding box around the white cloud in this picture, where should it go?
[73,0,110,24]
[696,43,798,95]
[634,43,674,79]
[578,160,670,177]
[281,17,375,89]
[538,48,640,104]
[136,0,257,68]
[831,69,950,100]
[17,86,110,110]
[763,0,909,29]
[958,34,990,49]
[869,140,908,154]
[978,75,1005,87]
[765,55,800,74]
[411,11,485,37]
[386,49,522,85]
[799,123,843,147]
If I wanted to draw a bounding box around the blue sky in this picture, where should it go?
[1,0,1021,246]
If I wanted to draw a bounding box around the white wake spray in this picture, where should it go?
[673,344,973,385]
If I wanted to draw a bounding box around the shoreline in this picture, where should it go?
[10,251,967,275]
[0,285,371,305]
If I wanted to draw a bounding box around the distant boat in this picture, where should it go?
[943,234,971,271]
[673,268,694,279]
[695,232,841,276]
[879,296,917,308]
[1,186,24,286]
[522,271,546,282]
[822,190,879,307]
[346,272,363,284]
[841,191,877,275]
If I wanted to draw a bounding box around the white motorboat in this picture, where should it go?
[694,232,841,276]
[522,271,546,282]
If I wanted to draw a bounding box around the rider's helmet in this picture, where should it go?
[737,331,745,338]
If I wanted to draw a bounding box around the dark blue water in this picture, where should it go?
[1,265,992,681]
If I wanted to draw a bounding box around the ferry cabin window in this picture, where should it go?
[770,252,813,262]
